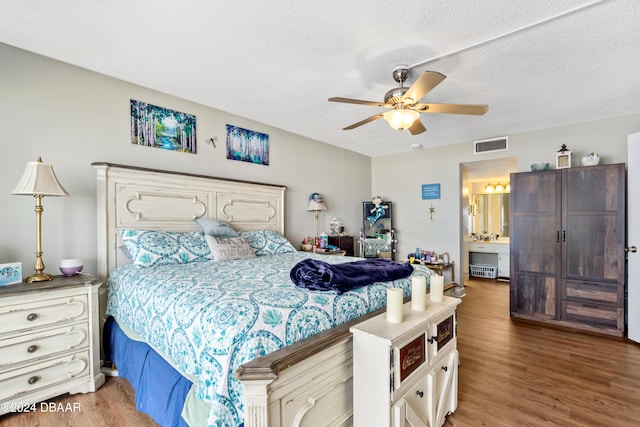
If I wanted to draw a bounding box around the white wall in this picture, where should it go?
[372,114,640,282]
[0,43,371,278]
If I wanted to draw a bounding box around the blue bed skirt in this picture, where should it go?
[104,316,192,427]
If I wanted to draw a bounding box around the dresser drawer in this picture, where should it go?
[565,280,620,305]
[0,295,88,336]
[0,325,89,369]
[0,351,90,402]
[562,300,623,330]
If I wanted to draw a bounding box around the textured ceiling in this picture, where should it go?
[1,0,639,157]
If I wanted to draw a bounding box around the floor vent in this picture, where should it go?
[474,136,508,154]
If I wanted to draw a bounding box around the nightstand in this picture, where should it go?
[328,235,355,256]
[351,296,461,426]
[0,274,105,414]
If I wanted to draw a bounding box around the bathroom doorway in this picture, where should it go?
[460,157,518,287]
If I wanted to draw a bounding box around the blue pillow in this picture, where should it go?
[195,218,238,238]
[239,230,296,256]
[119,229,213,267]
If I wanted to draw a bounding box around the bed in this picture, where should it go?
[93,163,432,427]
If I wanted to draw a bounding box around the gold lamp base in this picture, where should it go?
[26,272,54,283]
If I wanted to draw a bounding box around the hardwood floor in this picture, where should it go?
[447,279,640,427]
[2,278,639,426]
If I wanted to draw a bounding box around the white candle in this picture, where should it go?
[386,288,404,323]
[430,275,444,303]
[411,276,427,311]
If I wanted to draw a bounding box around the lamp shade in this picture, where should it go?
[307,200,327,211]
[383,109,419,130]
[12,157,69,196]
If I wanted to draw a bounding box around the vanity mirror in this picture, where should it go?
[472,193,510,237]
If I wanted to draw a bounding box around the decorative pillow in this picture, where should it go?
[239,229,296,256]
[204,235,257,261]
[195,218,238,238]
[119,229,213,267]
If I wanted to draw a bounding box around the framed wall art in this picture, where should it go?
[421,183,441,200]
[130,100,196,154]
[226,124,269,165]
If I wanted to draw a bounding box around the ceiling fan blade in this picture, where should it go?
[414,103,489,115]
[343,112,385,130]
[328,97,389,108]
[402,71,446,104]
[408,119,427,135]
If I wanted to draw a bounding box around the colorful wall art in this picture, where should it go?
[130,100,196,153]
[226,124,269,165]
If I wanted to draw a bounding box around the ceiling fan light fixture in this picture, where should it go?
[383,109,419,130]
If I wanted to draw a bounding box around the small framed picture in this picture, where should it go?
[0,262,22,286]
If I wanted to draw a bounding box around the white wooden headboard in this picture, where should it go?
[93,162,286,280]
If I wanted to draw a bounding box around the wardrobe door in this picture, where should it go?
[562,164,626,284]
[561,164,626,335]
[510,170,561,320]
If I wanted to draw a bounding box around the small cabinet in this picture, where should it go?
[497,244,509,280]
[351,297,461,427]
[327,235,355,256]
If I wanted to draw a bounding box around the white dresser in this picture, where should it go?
[351,296,461,427]
[0,275,104,414]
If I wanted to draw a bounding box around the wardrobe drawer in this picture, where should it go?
[0,295,88,336]
[562,300,622,330]
[0,352,89,401]
[565,280,620,305]
[0,325,89,369]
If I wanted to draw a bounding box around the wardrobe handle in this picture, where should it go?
[557,231,560,243]
[563,230,566,242]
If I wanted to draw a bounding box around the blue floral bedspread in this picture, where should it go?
[106,251,427,426]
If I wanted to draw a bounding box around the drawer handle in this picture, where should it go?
[416,390,424,398]
[441,366,448,372]
[27,345,39,353]
[27,375,40,385]
[27,313,38,321]
[427,335,437,344]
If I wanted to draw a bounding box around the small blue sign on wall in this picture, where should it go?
[422,183,440,200]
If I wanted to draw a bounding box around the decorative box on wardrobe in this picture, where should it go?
[350,296,461,427]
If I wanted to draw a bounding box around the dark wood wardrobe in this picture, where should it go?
[509,163,626,336]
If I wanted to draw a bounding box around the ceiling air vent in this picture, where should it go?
[474,136,508,154]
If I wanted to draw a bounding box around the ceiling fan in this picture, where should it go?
[328,65,488,135]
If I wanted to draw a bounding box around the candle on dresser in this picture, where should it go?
[411,276,427,311]
[386,288,404,323]
[430,274,444,303]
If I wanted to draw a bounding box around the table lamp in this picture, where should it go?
[12,157,69,282]
[306,193,327,245]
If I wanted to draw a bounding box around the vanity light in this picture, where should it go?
[484,183,495,193]
[495,183,505,192]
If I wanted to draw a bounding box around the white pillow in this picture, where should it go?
[205,235,257,261]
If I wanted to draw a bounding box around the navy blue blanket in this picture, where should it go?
[290,258,414,294]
